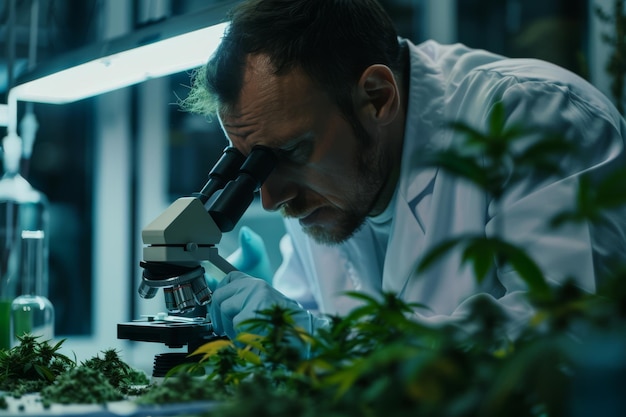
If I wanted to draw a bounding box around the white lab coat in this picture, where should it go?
[272,39,626,334]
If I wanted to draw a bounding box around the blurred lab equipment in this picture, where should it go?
[0,133,49,350]
[118,145,276,376]
[11,230,54,346]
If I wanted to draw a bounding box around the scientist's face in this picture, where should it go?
[219,54,399,244]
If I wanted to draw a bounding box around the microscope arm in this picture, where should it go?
[137,146,276,314]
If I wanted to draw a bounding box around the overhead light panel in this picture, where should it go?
[10,3,233,104]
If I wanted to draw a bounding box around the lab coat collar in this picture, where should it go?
[381,39,445,295]
[397,39,450,208]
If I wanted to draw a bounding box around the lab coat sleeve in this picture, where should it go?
[488,75,626,293]
[414,58,626,338]
[459,64,626,335]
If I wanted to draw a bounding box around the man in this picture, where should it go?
[183,0,626,341]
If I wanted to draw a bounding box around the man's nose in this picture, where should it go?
[259,171,298,211]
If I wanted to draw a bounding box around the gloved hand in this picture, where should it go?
[209,271,329,351]
[226,226,273,283]
[204,226,273,291]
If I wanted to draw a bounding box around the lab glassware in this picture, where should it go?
[11,230,54,345]
[0,134,49,350]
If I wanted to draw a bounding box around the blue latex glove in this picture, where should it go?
[209,271,329,352]
[226,226,273,283]
[204,226,273,292]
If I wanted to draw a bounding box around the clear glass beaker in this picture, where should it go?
[11,230,54,345]
[0,172,49,349]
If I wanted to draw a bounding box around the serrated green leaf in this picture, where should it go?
[33,364,55,382]
[461,239,496,283]
[499,240,550,297]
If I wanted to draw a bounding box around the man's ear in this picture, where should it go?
[355,64,400,126]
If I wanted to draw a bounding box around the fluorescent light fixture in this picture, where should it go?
[12,23,228,104]
[10,2,234,104]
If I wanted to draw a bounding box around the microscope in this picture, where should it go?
[117,145,276,377]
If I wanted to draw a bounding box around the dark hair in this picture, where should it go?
[184,0,402,121]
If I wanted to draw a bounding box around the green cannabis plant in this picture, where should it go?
[0,339,150,407]
[80,348,150,394]
[0,335,75,396]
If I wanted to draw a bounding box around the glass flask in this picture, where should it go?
[11,230,54,345]
[0,133,49,349]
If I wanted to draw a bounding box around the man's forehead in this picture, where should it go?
[217,55,334,149]
[220,60,322,124]
[219,109,323,158]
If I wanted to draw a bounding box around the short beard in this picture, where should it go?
[282,118,386,246]
[299,210,366,246]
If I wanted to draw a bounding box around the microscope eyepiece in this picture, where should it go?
[194,146,246,205]
[208,145,277,232]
